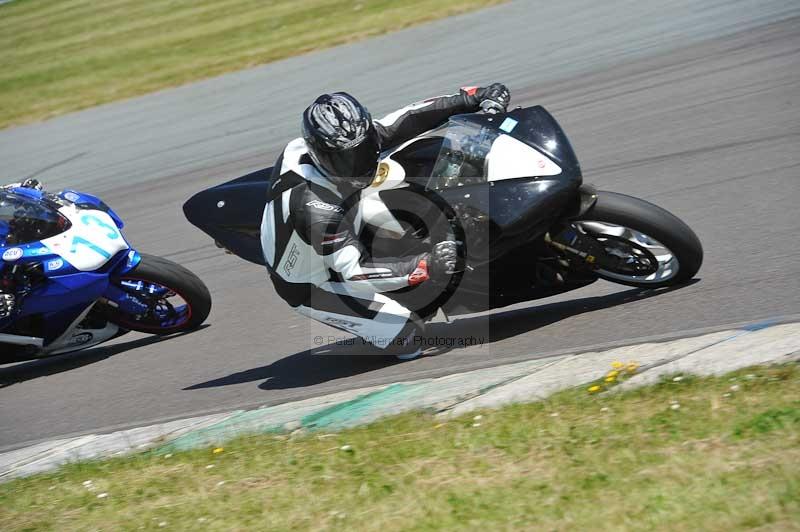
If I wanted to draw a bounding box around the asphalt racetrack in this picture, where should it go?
[1,0,799,450]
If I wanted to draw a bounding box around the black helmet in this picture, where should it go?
[302,92,381,191]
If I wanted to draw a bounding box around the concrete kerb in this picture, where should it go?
[1,412,236,480]
[158,356,557,453]
[444,329,738,416]
[1,318,799,480]
[616,322,800,390]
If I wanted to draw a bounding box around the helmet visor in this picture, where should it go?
[314,129,381,189]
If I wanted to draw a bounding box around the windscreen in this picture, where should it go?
[0,191,69,246]
[426,117,499,190]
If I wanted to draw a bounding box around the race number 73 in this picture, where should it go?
[69,214,121,259]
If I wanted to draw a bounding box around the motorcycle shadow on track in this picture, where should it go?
[0,326,209,388]
[186,284,696,392]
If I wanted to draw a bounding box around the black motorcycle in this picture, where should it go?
[184,105,702,321]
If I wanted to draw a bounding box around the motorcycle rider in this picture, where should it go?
[0,179,43,319]
[262,84,510,359]
[0,221,14,319]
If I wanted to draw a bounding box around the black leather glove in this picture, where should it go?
[0,293,15,319]
[476,83,510,112]
[429,240,463,281]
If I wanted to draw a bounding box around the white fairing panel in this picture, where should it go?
[357,194,406,235]
[40,205,129,272]
[357,155,409,235]
[486,134,562,180]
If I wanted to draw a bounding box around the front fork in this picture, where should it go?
[97,248,147,315]
[543,183,605,272]
[545,228,605,269]
[114,249,142,276]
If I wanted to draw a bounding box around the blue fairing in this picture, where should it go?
[28,274,110,342]
[9,187,44,202]
[0,246,138,341]
[0,188,144,349]
[59,189,125,229]
[22,272,109,313]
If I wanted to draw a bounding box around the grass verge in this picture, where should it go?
[0,0,504,130]
[2,364,799,530]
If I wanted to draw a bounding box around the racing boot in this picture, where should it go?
[384,315,426,361]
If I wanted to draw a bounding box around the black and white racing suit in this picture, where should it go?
[261,88,484,350]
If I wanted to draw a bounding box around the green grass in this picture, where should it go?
[0,0,504,130]
[2,364,799,531]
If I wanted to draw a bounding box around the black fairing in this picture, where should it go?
[430,177,579,264]
[396,106,583,263]
[183,167,271,266]
[505,105,581,176]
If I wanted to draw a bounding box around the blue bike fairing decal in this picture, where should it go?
[41,205,130,272]
[126,250,141,270]
[70,235,112,259]
[80,214,120,240]
[0,242,76,277]
[104,283,151,315]
[7,243,80,276]
[109,249,142,277]
[45,258,65,272]
[106,278,191,329]
[2,247,23,261]
[67,213,122,259]
[72,214,120,258]
[24,244,52,258]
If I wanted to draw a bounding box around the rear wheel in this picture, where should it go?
[106,253,211,335]
[568,191,703,288]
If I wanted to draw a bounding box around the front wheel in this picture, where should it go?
[106,253,211,335]
[566,191,703,288]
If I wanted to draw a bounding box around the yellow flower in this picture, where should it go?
[626,363,639,373]
[607,370,619,378]
[611,361,624,369]
[605,376,616,383]
[588,385,602,393]
[212,447,224,454]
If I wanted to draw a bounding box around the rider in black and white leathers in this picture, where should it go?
[261,86,509,357]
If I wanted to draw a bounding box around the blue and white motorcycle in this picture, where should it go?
[0,187,211,362]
